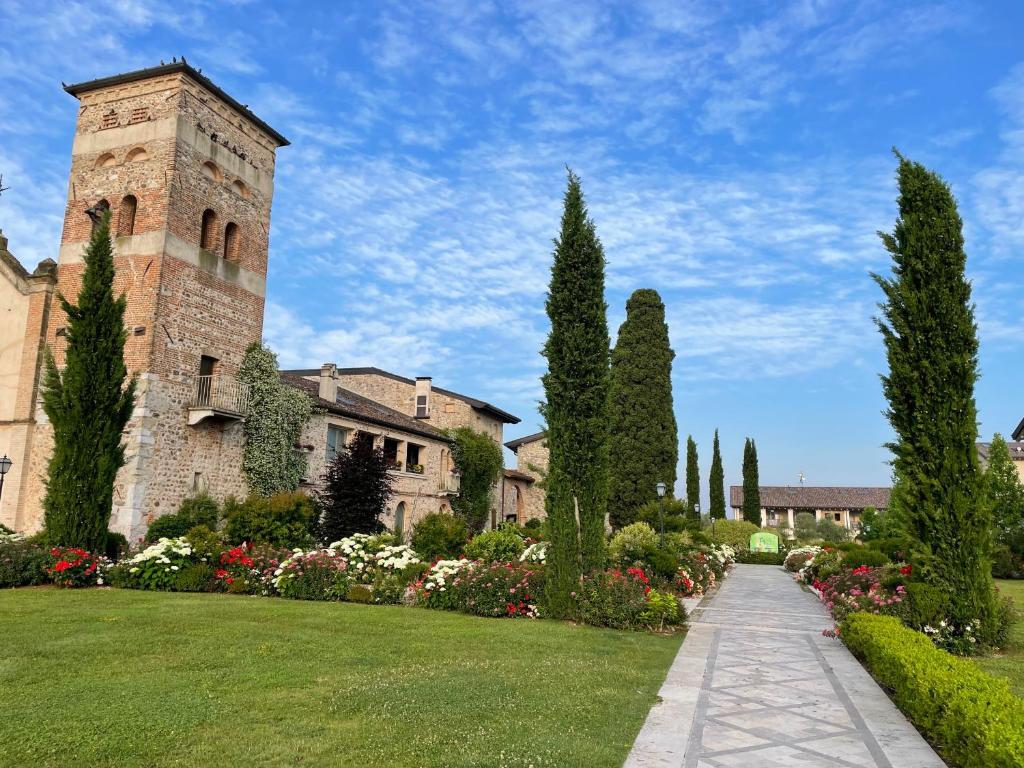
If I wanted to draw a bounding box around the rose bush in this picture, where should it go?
[47,547,109,587]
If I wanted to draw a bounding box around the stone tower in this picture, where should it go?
[14,63,288,539]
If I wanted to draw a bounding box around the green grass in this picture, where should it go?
[976,579,1024,697]
[0,588,680,767]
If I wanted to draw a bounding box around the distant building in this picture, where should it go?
[503,431,548,525]
[731,486,891,533]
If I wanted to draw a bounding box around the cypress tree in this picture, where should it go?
[874,152,997,640]
[607,289,677,528]
[982,434,1024,546]
[41,212,135,551]
[317,431,394,541]
[685,436,700,520]
[542,169,610,616]
[742,438,762,527]
[709,429,725,519]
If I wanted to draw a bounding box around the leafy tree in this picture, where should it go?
[238,343,312,496]
[742,438,762,527]
[983,434,1024,550]
[541,170,611,615]
[874,152,997,639]
[685,436,700,520]
[794,512,817,540]
[858,506,882,541]
[607,289,677,528]
[709,429,725,519]
[816,517,850,543]
[317,431,393,541]
[449,427,504,534]
[41,211,136,551]
[411,513,468,561]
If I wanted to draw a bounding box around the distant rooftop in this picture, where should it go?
[730,486,891,510]
[504,431,546,451]
[64,61,289,147]
[285,366,520,425]
[1014,418,1024,442]
[977,441,1024,462]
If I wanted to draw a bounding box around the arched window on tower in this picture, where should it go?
[223,222,239,262]
[91,199,110,234]
[117,195,137,237]
[200,209,217,251]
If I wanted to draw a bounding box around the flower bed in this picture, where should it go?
[47,547,110,587]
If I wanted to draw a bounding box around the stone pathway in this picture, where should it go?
[625,564,946,768]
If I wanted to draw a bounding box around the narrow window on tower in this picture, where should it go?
[91,199,110,234]
[223,222,239,262]
[200,209,217,251]
[117,195,137,237]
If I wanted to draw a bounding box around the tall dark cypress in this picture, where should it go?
[607,289,677,528]
[874,152,997,640]
[544,167,606,614]
[41,211,135,551]
[742,438,762,527]
[709,429,725,519]
[685,436,700,520]
[542,169,610,616]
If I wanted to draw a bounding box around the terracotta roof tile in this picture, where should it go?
[730,485,891,510]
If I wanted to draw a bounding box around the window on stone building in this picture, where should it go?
[91,199,110,234]
[223,222,239,261]
[129,107,149,124]
[200,209,217,251]
[394,502,406,541]
[406,443,423,474]
[383,438,401,469]
[125,147,149,163]
[95,152,117,169]
[326,425,351,464]
[118,195,137,237]
[101,110,119,129]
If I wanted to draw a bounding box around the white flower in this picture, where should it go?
[170,565,179,571]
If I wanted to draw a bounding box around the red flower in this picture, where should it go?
[900,564,912,576]
[214,569,228,579]
[54,560,71,572]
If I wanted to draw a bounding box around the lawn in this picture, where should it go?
[976,579,1024,697]
[0,588,680,768]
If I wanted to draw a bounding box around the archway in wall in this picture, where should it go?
[394,502,406,541]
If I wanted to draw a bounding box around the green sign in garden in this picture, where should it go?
[749,531,779,553]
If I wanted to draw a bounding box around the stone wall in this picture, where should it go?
[512,436,549,522]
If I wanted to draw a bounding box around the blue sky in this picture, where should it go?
[1,1,1022,506]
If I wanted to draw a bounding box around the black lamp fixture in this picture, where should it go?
[655,481,667,547]
[0,454,12,506]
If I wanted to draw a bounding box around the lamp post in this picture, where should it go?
[655,481,667,547]
[0,455,12,507]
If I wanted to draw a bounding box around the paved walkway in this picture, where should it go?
[625,565,946,768]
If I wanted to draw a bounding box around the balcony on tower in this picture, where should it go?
[187,363,250,426]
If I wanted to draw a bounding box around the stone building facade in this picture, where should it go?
[503,431,549,524]
[284,367,459,537]
[288,366,521,527]
[730,486,891,534]
[0,62,288,539]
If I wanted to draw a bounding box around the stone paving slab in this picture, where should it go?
[625,565,946,768]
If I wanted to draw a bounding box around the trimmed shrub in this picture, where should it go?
[704,519,759,550]
[411,513,468,562]
[347,584,374,604]
[608,522,659,566]
[145,514,192,542]
[146,495,219,543]
[173,563,215,592]
[841,613,1024,768]
[222,492,317,549]
[841,548,889,569]
[0,539,50,587]
[735,551,785,565]
[633,499,690,534]
[464,524,526,563]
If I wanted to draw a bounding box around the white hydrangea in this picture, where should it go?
[128,537,193,565]
[520,541,547,564]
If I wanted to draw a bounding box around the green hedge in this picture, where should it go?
[734,551,785,565]
[841,613,1024,768]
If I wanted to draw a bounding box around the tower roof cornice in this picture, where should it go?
[64,61,289,147]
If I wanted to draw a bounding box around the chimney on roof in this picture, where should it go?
[319,363,337,402]
[415,376,431,419]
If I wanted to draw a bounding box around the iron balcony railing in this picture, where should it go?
[190,374,250,416]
